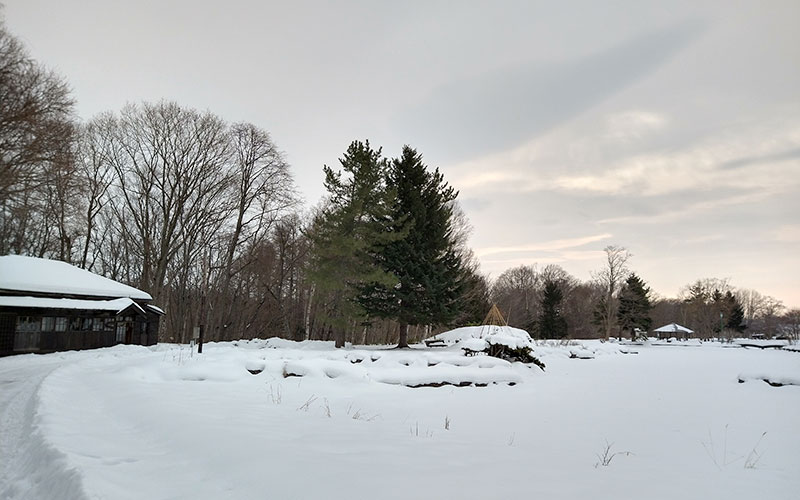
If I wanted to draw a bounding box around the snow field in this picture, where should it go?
[1,339,798,499]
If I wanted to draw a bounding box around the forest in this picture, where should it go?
[2,17,797,346]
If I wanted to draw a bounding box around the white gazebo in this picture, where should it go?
[653,323,694,339]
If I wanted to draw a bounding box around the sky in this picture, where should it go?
[4,0,799,307]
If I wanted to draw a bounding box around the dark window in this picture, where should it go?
[81,318,92,331]
[42,317,55,331]
[55,317,67,332]
[14,317,40,350]
[92,318,103,331]
[17,316,41,333]
[70,317,81,331]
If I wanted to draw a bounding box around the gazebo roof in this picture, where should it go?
[653,322,694,334]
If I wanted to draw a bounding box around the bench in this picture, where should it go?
[424,339,447,348]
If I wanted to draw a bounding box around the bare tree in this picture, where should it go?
[491,264,539,330]
[0,16,75,254]
[592,245,631,339]
[101,102,234,304]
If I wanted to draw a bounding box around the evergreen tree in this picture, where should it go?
[359,146,465,347]
[308,140,399,347]
[616,273,652,340]
[537,280,568,339]
[724,291,746,333]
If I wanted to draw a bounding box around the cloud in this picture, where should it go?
[604,110,667,142]
[394,20,705,162]
[446,115,800,202]
[475,233,612,258]
[718,147,800,170]
[772,224,800,242]
[596,190,772,225]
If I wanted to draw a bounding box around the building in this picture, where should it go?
[653,322,694,340]
[0,255,164,356]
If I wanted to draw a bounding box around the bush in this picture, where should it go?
[485,342,546,370]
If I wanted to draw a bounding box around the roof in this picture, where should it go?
[0,296,146,315]
[146,304,166,315]
[0,255,151,301]
[653,323,694,334]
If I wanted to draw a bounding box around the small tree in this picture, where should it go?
[537,280,568,339]
[617,273,652,340]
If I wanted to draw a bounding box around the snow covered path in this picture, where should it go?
[1,341,799,499]
[0,353,87,500]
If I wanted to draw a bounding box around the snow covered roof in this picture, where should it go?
[0,255,151,301]
[0,296,146,314]
[653,323,694,334]
[146,304,165,315]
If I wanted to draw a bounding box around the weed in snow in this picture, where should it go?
[297,395,318,412]
[323,398,332,418]
[594,440,633,468]
[744,432,767,469]
[411,422,434,438]
[702,425,768,470]
[267,384,282,404]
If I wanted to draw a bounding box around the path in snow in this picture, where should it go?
[0,354,87,500]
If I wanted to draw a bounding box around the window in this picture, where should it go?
[104,318,115,331]
[42,317,55,331]
[116,324,125,343]
[16,316,41,333]
[14,317,40,350]
[55,317,67,332]
[70,317,82,331]
[93,318,103,331]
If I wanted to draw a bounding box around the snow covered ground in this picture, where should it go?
[1,338,798,499]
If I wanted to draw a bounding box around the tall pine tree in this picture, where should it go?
[724,290,746,334]
[359,146,465,347]
[537,280,568,339]
[616,273,652,340]
[308,140,400,347]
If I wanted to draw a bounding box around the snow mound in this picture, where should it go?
[281,350,533,387]
[734,339,789,349]
[428,325,533,347]
[738,371,800,387]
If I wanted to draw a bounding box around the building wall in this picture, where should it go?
[0,308,160,356]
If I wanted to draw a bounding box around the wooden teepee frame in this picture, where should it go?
[482,303,507,326]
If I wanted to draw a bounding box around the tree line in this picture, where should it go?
[2,16,797,345]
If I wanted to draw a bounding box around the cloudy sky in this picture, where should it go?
[5,0,799,306]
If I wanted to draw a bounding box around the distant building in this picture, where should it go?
[0,255,164,356]
[653,322,694,340]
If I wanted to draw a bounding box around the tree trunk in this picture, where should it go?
[334,327,345,348]
[397,322,409,348]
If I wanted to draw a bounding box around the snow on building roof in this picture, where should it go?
[0,296,146,314]
[0,255,151,301]
[146,304,165,315]
[653,323,694,334]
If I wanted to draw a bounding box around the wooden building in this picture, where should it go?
[0,255,164,356]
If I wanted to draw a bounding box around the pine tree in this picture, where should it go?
[537,280,568,339]
[724,291,746,333]
[308,140,399,347]
[616,273,652,340]
[359,146,465,347]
